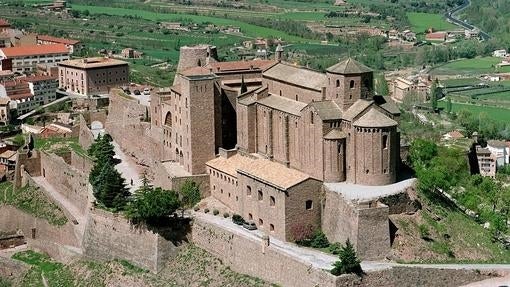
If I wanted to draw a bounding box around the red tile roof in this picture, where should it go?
[37,35,80,45]
[0,19,10,27]
[425,32,447,40]
[0,44,69,57]
[19,75,57,82]
[208,60,276,72]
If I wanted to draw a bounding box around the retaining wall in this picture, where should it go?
[78,114,95,150]
[81,208,179,272]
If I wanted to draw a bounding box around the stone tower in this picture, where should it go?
[275,44,284,62]
[176,45,218,74]
[325,58,374,111]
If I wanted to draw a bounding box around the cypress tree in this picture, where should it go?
[331,239,363,276]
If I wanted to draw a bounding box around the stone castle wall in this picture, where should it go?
[0,205,81,263]
[78,114,95,150]
[106,90,162,166]
[40,151,92,215]
[70,150,94,175]
[321,188,390,260]
[191,217,339,287]
[81,208,179,272]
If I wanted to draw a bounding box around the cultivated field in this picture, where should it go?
[407,12,457,33]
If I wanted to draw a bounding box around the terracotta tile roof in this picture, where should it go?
[425,32,447,40]
[374,95,400,115]
[445,130,464,139]
[353,108,397,128]
[0,97,10,105]
[37,35,80,45]
[343,99,373,121]
[327,58,373,74]
[487,140,507,149]
[0,44,69,57]
[324,128,347,140]
[238,158,310,190]
[58,57,127,69]
[181,66,212,77]
[308,100,342,120]
[207,59,276,72]
[0,150,16,159]
[263,63,326,91]
[206,154,255,177]
[19,75,57,82]
[257,94,307,116]
[9,92,33,101]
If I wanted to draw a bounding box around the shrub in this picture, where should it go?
[213,209,219,216]
[418,224,430,240]
[232,214,245,225]
[310,230,330,248]
[328,242,343,255]
[223,212,230,218]
[331,239,362,276]
[204,208,210,213]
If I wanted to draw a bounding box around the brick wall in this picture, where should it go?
[81,208,179,272]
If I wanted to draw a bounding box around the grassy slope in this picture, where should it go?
[431,57,503,76]
[71,4,309,42]
[407,12,457,33]
[12,246,273,287]
[438,101,510,123]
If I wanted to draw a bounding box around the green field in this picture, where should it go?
[431,57,504,76]
[439,101,510,123]
[407,12,457,33]
[71,4,309,42]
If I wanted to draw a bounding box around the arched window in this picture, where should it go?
[270,224,274,231]
[383,135,388,149]
[164,112,172,127]
[270,196,275,206]
[247,185,252,196]
[350,80,355,89]
[258,190,263,201]
[336,79,340,87]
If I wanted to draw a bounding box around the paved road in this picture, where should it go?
[17,96,70,120]
[112,141,142,193]
[445,0,490,40]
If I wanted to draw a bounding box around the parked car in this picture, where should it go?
[243,221,257,230]
[133,89,141,95]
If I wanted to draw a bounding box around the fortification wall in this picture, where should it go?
[106,90,162,166]
[40,152,91,215]
[70,151,94,175]
[78,114,95,150]
[0,206,80,263]
[191,217,339,287]
[81,208,178,272]
[151,162,210,196]
[321,188,390,260]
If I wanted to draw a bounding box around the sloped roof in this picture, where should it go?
[238,159,310,190]
[324,129,347,140]
[263,63,326,91]
[206,154,255,177]
[37,35,80,45]
[208,59,276,72]
[327,58,373,74]
[307,101,342,120]
[353,108,397,127]
[0,44,69,57]
[488,140,507,149]
[373,95,400,115]
[342,99,373,121]
[257,95,307,116]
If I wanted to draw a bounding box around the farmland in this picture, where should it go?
[439,101,510,123]
[431,57,507,76]
[407,12,457,33]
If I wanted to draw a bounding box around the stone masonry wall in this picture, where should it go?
[191,217,339,287]
[81,208,178,272]
[40,152,91,215]
[78,114,95,150]
[70,150,94,175]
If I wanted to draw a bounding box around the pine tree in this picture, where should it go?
[331,239,363,276]
[430,78,440,111]
[92,162,129,211]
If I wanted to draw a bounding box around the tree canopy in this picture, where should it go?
[331,239,363,276]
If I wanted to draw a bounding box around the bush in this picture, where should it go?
[418,224,430,240]
[213,209,219,216]
[223,212,230,218]
[328,242,343,255]
[232,214,245,225]
[204,208,210,213]
[331,239,363,276]
[310,230,330,248]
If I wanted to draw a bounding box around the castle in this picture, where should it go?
[150,44,401,250]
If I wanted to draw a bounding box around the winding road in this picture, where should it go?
[445,0,490,40]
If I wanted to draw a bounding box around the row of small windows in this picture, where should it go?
[209,169,238,186]
[247,214,276,232]
[246,185,313,210]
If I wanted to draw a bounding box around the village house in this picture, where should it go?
[57,57,129,96]
[493,49,508,58]
[391,76,429,103]
[486,140,510,168]
[120,48,143,59]
[0,44,70,73]
[37,35,81,54]
[476,146,496,178]
[0,75,57,115]
[442,130,464,141]
[425,32,447,42]
[0,150,16,170]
